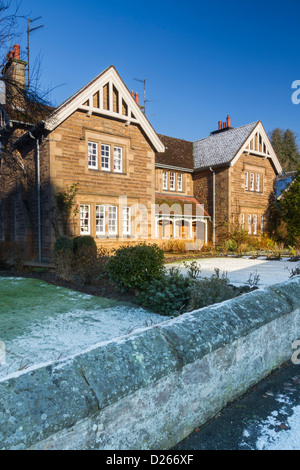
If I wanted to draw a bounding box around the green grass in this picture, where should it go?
[0,277,120,342]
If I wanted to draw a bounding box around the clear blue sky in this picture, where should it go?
[9,0,300,142]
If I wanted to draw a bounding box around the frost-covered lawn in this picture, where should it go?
[0,277,166,380]
[170,257,292,287]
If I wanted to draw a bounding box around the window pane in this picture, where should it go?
[163,171,168,190]
[170,172,175,190]
[114,147,123,173]
[96,205,105,235]
[253,214,257,234]
[88,142,98,168]
[109,206,117,234]
[245,171,248,190]
[250,173,254,191]
[256,174,260,192]
[101,144,110,171]
[80,205,90,234]
[178,173,182,191]
[122,207,131,235]
[248,214,252,234]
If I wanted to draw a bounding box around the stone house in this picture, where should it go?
[0,48,282,261]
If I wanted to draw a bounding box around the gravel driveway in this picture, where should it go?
[170,256,294,287]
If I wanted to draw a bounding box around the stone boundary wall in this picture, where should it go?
[1,276,300,450]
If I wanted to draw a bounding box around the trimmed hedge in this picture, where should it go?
[53,236,74,255]
[73,235,97,256]
[106,243,165,291]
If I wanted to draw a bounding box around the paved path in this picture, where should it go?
[170,257,294,287]
[174,361,300,450]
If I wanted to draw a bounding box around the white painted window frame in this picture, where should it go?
[241,213,245,229]
[113,146,123,173]
[101,144,111,171]
[256,173,261,192]
[88,141,98,169]
[122,206,131,236]
[245,171,249,190]
[80,204,91,235]
[170,172,175,191]
[250,172,255,191]
[248,214,252,234]
[108,206,118,235]
[177,173,183,192]
[96,204,105,235]
[163,171,168,190]
[253,214,257,235]
[261,215,264,234]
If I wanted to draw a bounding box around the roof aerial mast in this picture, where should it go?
[26,16,45,88]
[134,78,146,113]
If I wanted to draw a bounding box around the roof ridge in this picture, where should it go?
[193,121,259,144]
[157,133,192,143]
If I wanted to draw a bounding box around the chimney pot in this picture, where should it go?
[223,122,226,129]
[13,44,20,60]
[131,91,134,98]
[218,120,222,130]
[135,93,139,105]
[226,115,231,128]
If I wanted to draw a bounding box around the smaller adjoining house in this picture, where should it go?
[155,134,210,246]
[276,171,297,200]
[0,47,283,261]
[157,118,283,245]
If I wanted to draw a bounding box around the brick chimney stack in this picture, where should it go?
[1,44,27,105]
[13,44,20,60]
[211,116,233,135]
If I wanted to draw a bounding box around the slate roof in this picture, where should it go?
[193,122,259,171]
[1,102,55,125]
[276,171,297,199]
[156,134,194,169]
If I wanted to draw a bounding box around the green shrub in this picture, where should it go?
[187,269,239,311]
[53,236,74,255]
[53,249,74,281]
[73,235,97,256]
[106,243,165,291]
[223,239,238,252]
[136,267,190,316]
[75,245,109,284]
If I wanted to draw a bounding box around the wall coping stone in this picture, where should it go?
[0,276,300,449]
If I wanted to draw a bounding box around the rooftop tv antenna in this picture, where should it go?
[26,16,45,88]
[134,78,146,113]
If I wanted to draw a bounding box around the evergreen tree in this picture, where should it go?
[279,168,300,245]
[270,128,300,171]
